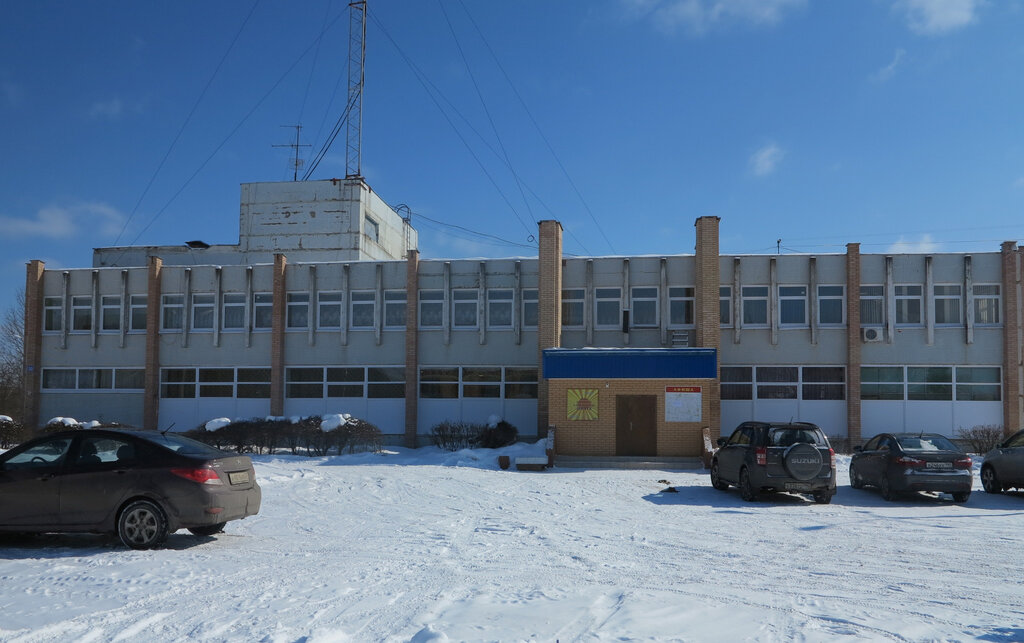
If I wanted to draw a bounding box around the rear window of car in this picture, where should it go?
[897,435,958,451]
[134,432,229,457]
[768,428,822,447]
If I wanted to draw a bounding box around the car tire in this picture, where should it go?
[879,475,895,502]
[188,523,226,537]
[117,500,169,550]
[981,465,1002,494]
[849,464,864,490]
[739,468,757,502]
[952,491,971,503]
[710,462,729,491]
[812,491,833,504]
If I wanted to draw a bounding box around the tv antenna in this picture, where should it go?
[273,124,310,181]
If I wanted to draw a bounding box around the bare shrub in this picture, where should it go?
[955,424,1005,454]
[0,417,29,448]
[430,421,477,451]
[472,420,518,449]
[335,418,383,454]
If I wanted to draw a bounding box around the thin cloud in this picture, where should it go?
[895,0,982,35]
[629,0,807,35]
[871,48,907,82]
[750,143,786,177]
[0,203,126,240]
[887,234,939,253]
[89,98,123,119]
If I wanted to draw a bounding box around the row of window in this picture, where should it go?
[859,284,1000,327]
[721,366,847,400]
[41,368,145,391]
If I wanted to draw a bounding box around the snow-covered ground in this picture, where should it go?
[1,443,1023,642]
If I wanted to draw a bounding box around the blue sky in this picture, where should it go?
[2,0,1023,312]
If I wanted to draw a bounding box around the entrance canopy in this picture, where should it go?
[542,348,717,380]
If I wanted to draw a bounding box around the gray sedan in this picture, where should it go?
[850,433,973,502]
[981,429,1024,494]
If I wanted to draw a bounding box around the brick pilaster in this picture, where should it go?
[22,260,45,430]
[1002,242,1021,436]
[404,249,420,447]
[537,220,563,439]
[694,216,721,439]
[846,243,862,446]
[144,257,162,430]
[270,254,287,417]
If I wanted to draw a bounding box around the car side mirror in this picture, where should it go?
[716,437,727,447]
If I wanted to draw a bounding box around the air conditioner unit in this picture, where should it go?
[861,327,883,342]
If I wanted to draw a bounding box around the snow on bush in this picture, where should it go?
[206,417,232,431]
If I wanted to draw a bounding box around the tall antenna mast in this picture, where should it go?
[346,1,367,179]
[273,125,310,181]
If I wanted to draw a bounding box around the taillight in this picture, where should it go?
[829,448,836,470]
[954,456,973,470]
[171,467,223,485]
[895,456,926,469]
[755,447,766,466]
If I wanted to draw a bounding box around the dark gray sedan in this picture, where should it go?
[0,429,261,548]
[850,433,972,502]
[981,429,1024,494]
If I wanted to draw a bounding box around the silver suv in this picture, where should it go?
[710,421,836,504]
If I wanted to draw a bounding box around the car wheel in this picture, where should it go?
[188,523,226,537]
[710,462,729,491]
[952,491,971,503]
[981,465,1002,494]
[849,464,864,489]
[117,500,169,550]
[739,468,757,502]
[812,490,833,504]
[879,475,895,502]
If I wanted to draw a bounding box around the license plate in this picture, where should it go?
[925,462,952,469]
[228,470,250,485]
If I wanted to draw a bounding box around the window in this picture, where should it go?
[44,368,141,390]
[420,367,459,398]
[741,286,768,326]
[463,367,501,398]
[522,289,538,328]
[71,295,92,331]
[192,293,215,330]
[719,286,732,326]
[721,366,752,400]
[861,367,904,400]
[160,368,195,398]
[161,294,184,331]
[504,367,538,399]
[286,368,324,398]
[934,285,961,325]
[384,291,406,328]
[78,368,113,389]
[364,215,379,242]
[562,289,584,328]
[956,367,1001,401]
[42,369,77,389]
[368,367,404,398]
[101,295,121,331]
[778,286,807,326]
[973,285,1000,325]
[350,291,375,328]
[895,285,922,325]
[595,288,621,328]
[817,285,844,325]
[44,297,63,332]
[907,366,952,401]
[129,295,147,331]
[198,368,234,397]
[317,292,342,329]
[452,289,478,328]
[802,367,845,400]
[419,290,444,328]
[327,367,364,398]
[860,285,884,326]
[669,287,694,327]
[115,369,145,390]
[287,292,309,329]
[631,287,658,327]
[222,293,246,330]
[237,368,271,398]
[756,366,798,399]
[487,289,513,329]
[253,293,273,329]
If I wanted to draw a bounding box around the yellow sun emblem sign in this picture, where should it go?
[567,389,599,421]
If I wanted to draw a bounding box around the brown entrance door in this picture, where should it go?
[616,395,657,456]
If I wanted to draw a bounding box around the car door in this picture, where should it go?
[717,425,753,482]
[0,436,73,527]
[59,434,147,529]
[858,435,891,486]
[998,431,1024,487]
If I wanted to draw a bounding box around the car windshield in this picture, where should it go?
[897,435,958,451]
[135,432,229,457]
[769,428,820,447]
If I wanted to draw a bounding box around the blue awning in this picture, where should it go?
[542,348,717,380]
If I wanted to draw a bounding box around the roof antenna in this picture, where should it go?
[777,238,782,255]
[160,422,176,436]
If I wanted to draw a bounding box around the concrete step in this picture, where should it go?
[554,455,704,470]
